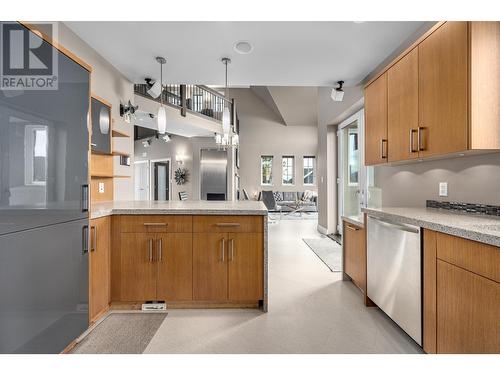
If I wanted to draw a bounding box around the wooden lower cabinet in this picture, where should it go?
[89,216,111,323]
[120,233,157,301]
[423,230,500,354]
[436,260,500,353]
[156,233,193,301]
[112,215,264,307]
[193,232,264,302]
[193,233,228,301]
[228,233,264,301]
[343,220,366,292]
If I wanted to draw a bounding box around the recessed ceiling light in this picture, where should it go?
[234,41,253,55]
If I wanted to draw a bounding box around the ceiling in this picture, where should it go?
[65,21,427,87]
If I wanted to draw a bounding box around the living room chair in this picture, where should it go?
[242,188,250,200]
[261,190,282,220]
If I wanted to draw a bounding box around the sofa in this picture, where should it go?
[260,190,318,212]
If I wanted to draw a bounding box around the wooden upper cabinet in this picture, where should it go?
[470,21,500,149]
[418,21,468,157]
[365,73,388,165]
[387,48,419,162]
[365,21,500,164]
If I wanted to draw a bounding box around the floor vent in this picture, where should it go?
[141,302,166,311]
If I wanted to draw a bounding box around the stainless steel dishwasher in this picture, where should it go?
[367,215,422,345]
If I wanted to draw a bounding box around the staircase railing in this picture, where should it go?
[134,83,236,128]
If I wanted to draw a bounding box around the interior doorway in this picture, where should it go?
[151,159,171,201]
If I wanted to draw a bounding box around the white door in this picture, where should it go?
[134,161,150,200]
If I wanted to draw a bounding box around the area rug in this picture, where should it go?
[303,237,342,272]
[71,312,167,354]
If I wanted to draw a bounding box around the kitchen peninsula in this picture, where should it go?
[88,201,268,323]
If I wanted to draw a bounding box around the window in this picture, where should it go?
[24,125,48,186]
[261,156,273,185]
[348,128,359,186]
[303,156,315,185]
[282,156,295,185]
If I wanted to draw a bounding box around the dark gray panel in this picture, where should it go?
[0,219,89,353]
[0,23,90,235]
[90,97,111,154]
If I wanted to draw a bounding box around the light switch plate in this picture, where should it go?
[98,182,105,193]
[439,182,448,197]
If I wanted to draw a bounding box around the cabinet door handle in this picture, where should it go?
[157,238,162,262]
[409,129,418,153]
[229,238,234,261]
[380,139,388,159]
[216,223,241,227]
[346,224,360,231]
[418,127,425,151]
[90,225,97,251]
[143,222,167,227]
[148,238,153,262]
[220,238,225,262]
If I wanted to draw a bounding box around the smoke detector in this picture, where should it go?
[331,81,345,102]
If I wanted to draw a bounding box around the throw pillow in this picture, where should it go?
[273,191,283,202]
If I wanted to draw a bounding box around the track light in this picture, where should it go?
[331,81,345,102]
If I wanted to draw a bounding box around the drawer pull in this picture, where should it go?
[148,238,153,262]
[143,222,167,227]
[346,224,360,231]
[216,223,241,227]
[229,238,235,261]
[157,238,162,262]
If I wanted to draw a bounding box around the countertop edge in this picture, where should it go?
[341,216,365,228]
[91,209,268,220]
[363,208,500,248]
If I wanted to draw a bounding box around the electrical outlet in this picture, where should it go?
[98,182,105,194]
[439,182,448,197]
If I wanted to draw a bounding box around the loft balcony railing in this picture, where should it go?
[134,83,237,129]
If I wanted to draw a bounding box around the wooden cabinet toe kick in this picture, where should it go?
[110,301,262,310]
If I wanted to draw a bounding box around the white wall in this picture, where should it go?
[57,22,135,200]
[231,89,318,200]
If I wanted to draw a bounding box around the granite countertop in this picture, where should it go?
[341,215,365,228]
[362,206,500,248]
[91,200,268,219]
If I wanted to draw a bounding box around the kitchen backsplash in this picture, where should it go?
[426,200,500,217]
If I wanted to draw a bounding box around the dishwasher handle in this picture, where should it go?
[368,215,420,234]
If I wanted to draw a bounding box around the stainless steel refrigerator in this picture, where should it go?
[0,23,90,353]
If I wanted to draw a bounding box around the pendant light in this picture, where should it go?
[156,56,167,134]
[221,57,231,135]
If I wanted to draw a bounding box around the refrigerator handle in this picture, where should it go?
[82,225,89,254]
[81,184,89,212]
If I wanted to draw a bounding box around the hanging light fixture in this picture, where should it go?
[221,57,231,136]
[156,56,167,134]
[215,57,239,149]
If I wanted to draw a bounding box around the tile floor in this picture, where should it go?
[144,219,422,354]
